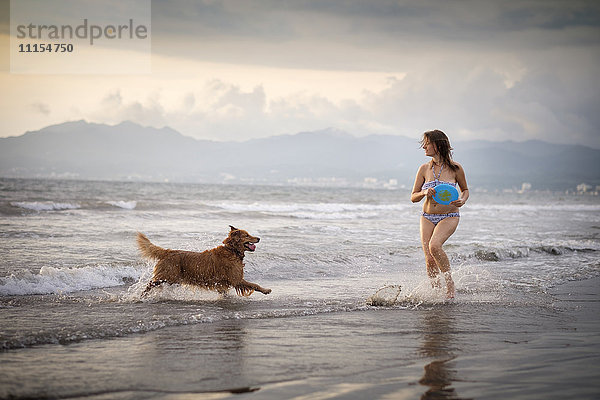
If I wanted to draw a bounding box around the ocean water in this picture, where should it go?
[1,178,599,398]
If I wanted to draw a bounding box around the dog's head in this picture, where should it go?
[223,225,260,253]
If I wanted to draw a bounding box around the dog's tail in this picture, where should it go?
[137,232,169,260]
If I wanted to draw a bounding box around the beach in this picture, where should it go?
[1,278,598,399]
[1,178,599,399]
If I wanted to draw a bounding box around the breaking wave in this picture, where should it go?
[0,264,143,296]
[9,199,138,213]
[467,243,599,262]
[10,201,81,212]
[106,200,137,210]
[208,201,411,219]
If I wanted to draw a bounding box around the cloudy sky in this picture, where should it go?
[1,0,599,148]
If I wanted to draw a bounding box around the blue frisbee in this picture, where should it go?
[433,184,459,205]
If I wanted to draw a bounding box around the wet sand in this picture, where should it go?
[236,277,600,400]
[1,278,599,400]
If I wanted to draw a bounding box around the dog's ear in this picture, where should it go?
[229,225,238,232]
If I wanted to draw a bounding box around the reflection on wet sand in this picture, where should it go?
[144,317,260,394]
[418,308,465,400]
[419,358,458,399]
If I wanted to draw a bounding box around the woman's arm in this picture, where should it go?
[411,164,429,203]
[451,163,469,207]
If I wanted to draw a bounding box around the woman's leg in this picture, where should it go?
[420,217,441,288]
[428,216,459,298]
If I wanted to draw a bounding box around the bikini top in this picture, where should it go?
[421,163,458,190]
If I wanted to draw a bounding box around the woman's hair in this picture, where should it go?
[420,129,459,171]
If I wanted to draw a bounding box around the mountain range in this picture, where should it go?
[1,120,598,191]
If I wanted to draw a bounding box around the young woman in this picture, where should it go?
[411,130,469,298]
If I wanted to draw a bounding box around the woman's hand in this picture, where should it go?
[450,198,466,207]
[426,188,436,198]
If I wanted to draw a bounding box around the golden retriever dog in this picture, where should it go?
[137,226,271,296]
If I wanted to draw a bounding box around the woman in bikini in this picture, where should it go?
[411,130,469,299]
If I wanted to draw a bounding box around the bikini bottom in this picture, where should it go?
[421,212,460,226]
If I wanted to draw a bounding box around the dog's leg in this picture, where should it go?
[235,286,254,297]
[142,279,167,296]
[238,280,271,295]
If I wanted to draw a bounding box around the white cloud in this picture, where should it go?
[95,90,168,128]
[30,102,50,115]
[73,48,599,149]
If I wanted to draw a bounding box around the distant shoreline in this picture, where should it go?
[1,120,598,191]
[0,175,598,195]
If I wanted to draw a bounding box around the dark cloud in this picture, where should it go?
[151,1,600,55]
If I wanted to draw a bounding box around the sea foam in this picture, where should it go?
[0,265,142,296]
[210,201,409,219]
[11,201,81,212]
[106,200,137,210]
